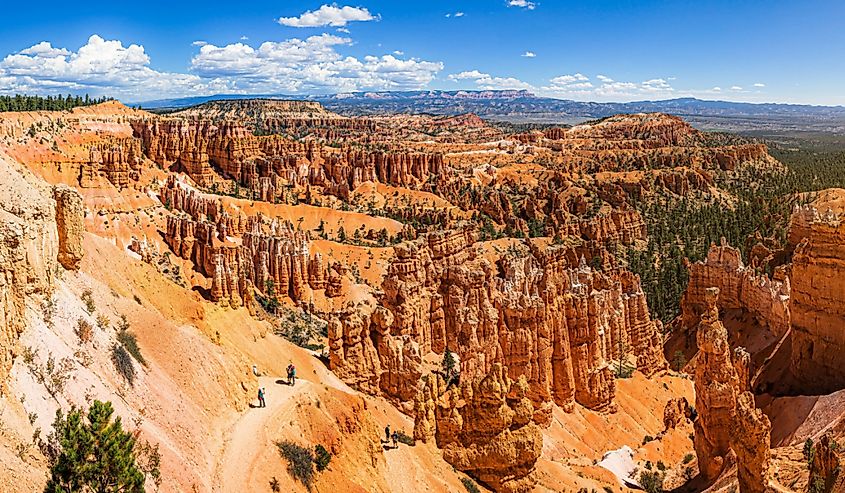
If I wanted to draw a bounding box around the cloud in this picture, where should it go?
[730,85,743,91]
[710,86,722,92]
[521,51,536,58]
[0,35,210,100]
[449,70,534,91]
[20,42,70,58]
[445,12,465,18]
[541,73,679,100]
[191,34,442,93]
[192,41,208,47]
[277,4,377,28]
[753,82,765,88]
[336,27,350,33]
[240,36,249,41]
[508,0,537,9]
[0,32,443,100]
[549,73,588,85]
[449,70,488,80]
[393,50,404,55]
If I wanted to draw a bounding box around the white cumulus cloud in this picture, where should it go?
[0,32,443,100]
[449,70,534,91]
[191,34,442,93]
[753,82,766,88]
[522,51,536,58]
[0,35,209,99]
[277,4,377,27]
[508,0,537,10]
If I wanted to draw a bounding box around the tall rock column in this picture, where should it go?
[693,287,739,481]
[53,184,85,270]
[732,391,771,493]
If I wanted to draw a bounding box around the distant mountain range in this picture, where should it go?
[136,90,845,134]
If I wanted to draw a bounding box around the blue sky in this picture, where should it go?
[0,0,842,104]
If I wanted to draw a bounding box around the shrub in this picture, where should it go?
[75,318,93,344]
[656,461,666,471]
[396,430,415,446]
[117,329,146,366]
[804,437,815,464]
[642,435,654,445]
[314,444,331,471]
[42,401,158,492]
[603,487,614,493]
[116,315,130,332]
[111,344,136,385]
[640,470,664,493]
[277,440,314,490]
[269,477,280,492]
[81,290,96,314]
[96,315,110,332]
[461,477,481,493]
[29,352,74,400]
[682,453,694,464]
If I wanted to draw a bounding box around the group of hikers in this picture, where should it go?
[384,424,401,449]
[255,363,298,408]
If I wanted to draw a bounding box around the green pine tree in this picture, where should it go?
[44,400,156,493]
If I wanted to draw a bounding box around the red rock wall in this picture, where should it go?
[790,212,845,394]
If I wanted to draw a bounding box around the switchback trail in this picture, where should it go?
[212,375,311,492]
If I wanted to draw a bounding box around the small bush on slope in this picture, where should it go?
[277,440,315,490]
[111,343,136,385]
[314,444,331,471]
[117,328,147,366]
[461,477,481,493]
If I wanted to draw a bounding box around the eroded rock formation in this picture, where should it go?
[329,228,667,417]
[694,287,739,480]
[53,184,85,270]
[81,137,144,188]
[681,241,790,339]
[693,287,771,490]
[808,434,842,493]
[733,391,771,493]
[161,179,337,306]
[0,153,59,390]
[663,396,692,431]
[789,204,845,394]
[413,364,542,493]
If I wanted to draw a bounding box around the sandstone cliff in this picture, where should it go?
[413,364,542,493]
[0,152,60,390]
[681,241,790,340]
[789,204,845,394]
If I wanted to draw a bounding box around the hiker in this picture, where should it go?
[391,430,398,449]
[257,387,266,408]
[286,363,297,386]
[384,424,391,443]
